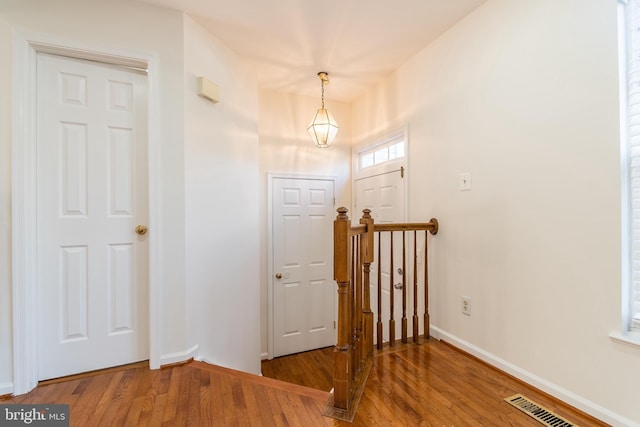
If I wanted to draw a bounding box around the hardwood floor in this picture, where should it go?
[2,339,608,426]
[2,360,333,426]
[261,346,334,392]
[262,339,608,426]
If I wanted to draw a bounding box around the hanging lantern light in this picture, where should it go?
[307,72,339,148]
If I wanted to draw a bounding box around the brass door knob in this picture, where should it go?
[135,225,148,236]
[275,273,283,279]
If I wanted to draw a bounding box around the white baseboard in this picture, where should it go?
[198,356,216,366]
[430,326,637,427]
[260,352,269,361]
[0,382,13,396]
[159,344,199,367]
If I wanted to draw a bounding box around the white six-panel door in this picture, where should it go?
[36,53,149,380]
[272,178,335,357]
[355,169,406,343]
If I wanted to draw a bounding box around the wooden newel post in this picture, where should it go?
[360,209,374,360]
[424,218,438,339]
[333,207,351,410]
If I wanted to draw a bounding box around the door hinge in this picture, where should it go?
[334,321,336,329]
[400,166,405,178]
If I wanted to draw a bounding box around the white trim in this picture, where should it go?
[198,357,218,366]
[25,41,148,71]
[609,330,640,348]
[146,50,162,372]
[430,326,637,427]
[11,31,39,396]
[11,31,162,394]
[267,172,274,360]
[0,382,13,396]
[619,0,635,336]
[266,173,337,360]
[160,345,199,367]
[260,352,269,361]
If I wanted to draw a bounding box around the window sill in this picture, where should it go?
[609,331,640,348]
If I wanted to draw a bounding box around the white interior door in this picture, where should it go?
[36,53,149,380]
[355,169,406,343]
[272,178,335,357]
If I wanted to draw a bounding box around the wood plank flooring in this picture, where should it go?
[2,360,333,426]
[2,339,608,426]
[262,339,609,426]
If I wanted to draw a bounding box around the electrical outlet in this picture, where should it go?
[461,296,471,316]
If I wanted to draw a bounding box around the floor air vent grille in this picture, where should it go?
[504,394,577,427]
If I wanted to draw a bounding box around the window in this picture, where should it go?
[358,137,405,170]
[620,0,640,333]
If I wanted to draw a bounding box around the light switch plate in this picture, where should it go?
[459,172,472,191]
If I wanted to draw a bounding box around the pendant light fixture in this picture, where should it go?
[307,72,339,148]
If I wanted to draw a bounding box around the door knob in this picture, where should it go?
[394,282,403,290]
[135,225,148,236]
[275,273,283,279]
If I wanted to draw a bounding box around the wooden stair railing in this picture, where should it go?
[330,207,439,415]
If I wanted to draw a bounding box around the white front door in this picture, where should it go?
[36,53,149,380]
[355,169,406,343]
[272,178,335,357]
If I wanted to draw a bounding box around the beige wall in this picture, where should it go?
[183,15,261,374]
[352,0,638,423]
[258,89,352,357]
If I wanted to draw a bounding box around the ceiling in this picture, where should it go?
[135,0,486,103]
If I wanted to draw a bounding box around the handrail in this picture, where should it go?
[349,224,367,235]
[374,219,439,234]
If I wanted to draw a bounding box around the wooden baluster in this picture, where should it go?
[360,210,374,360]
[352,236,361,381]
[413,230,419,342]
[389,231,395,346]
[376,232,383,350]
[423,229,430,339]
[401,231,407,343]
[333,207,351,410]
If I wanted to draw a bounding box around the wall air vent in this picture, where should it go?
[504,394,577,427]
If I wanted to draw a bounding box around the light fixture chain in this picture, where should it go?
[321,80,325,109]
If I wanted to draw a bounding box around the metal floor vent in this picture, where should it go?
[504,394,577,427]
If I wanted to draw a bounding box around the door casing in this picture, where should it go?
[11,32,162,394]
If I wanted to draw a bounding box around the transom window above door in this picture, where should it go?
[359,137,405,170]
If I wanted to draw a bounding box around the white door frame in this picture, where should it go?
[266,173,336,359]
[11,32,162,394]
